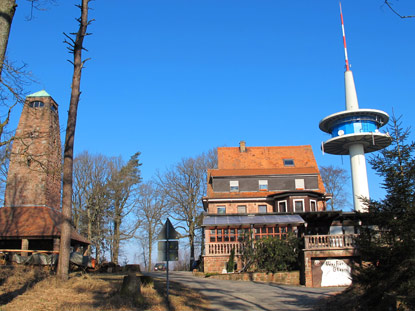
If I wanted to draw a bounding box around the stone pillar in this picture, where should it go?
[21,238,29,256]
[303,251,313,287]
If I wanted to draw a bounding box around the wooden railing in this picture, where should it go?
[304,234,358,250]
[206,242,243,256]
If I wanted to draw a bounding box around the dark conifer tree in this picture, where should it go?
[354,114,415,309]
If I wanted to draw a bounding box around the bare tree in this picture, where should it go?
[58,0,91,281]
[384,0,414,19]
[0,0,17,75]
[72,151,111,262]
[156,149,217,269]
[319,165,349,211]
[136,180,168,271]
[106,152,142,265]
[0,0,57,73]
[0,1,56,152]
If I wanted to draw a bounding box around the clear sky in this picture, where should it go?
[7,0,415,210]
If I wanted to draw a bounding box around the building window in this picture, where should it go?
[237,228,250,241]
[283,159,295,166]
[217,206,226,214]
[258,205,267,213]
[294,199,305,212]
[230,180,239,192]
[310,200,317,212]
[29,101,44,108]
[237,205,246,214]
[258,180,268,191]
[210,228,249,242]
[254,226,289,240]
[295,179,305,190]
[278,200,287,213]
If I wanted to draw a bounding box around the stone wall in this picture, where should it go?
[194,270,300,286]
[204,255,243,273]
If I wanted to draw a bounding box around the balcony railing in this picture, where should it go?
[205,234,359,256]
[304,234,358,250]
[206,242,243,256]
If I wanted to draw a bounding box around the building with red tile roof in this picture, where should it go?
[201,142,359,285]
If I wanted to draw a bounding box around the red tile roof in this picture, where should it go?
[218,145,319,170]
[0,206,90,245]
[207,145,326,199]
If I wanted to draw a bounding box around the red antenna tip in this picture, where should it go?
[339,2,350,71]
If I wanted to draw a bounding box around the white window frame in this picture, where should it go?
[310,200,317,212]
[258,180,268,191]
[293,199,305,212]
[258,204,267,213]
[230,180,239,192]
[237,205,247,214]
[295,179,305,190]
[217,205,226,214]
[278,200,287,213]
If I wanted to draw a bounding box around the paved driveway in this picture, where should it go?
[145,271,343,311]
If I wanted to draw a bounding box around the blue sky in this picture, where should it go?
[7,0,415,210]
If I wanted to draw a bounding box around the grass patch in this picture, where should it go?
[0,269,210,311]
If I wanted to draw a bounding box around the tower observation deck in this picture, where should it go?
[319,4,391,212]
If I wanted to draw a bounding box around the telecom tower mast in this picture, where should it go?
[319,4,392,212]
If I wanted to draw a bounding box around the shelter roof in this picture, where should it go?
[0,206,90,245]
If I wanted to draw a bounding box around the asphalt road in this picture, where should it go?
[145,271,343,311]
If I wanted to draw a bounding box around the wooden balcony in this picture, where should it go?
[304,234,358,250]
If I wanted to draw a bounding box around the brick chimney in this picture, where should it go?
[239,141,246,153]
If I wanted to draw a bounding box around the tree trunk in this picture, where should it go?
[57,0,90,281]
[0,0,16,76]
[86,206,92,256]
[112,215,121,264]
[189,232,195,271]
[148,229,153,272]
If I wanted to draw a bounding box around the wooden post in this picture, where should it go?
[53,238,60,252]
[21,239,29,256]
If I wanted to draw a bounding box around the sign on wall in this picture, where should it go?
[320,259,352,287]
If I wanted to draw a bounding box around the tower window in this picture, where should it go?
[29,101,44,108]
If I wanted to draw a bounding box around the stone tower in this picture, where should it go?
[4,90,62,210]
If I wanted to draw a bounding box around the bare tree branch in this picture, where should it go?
[384,0,415,18]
